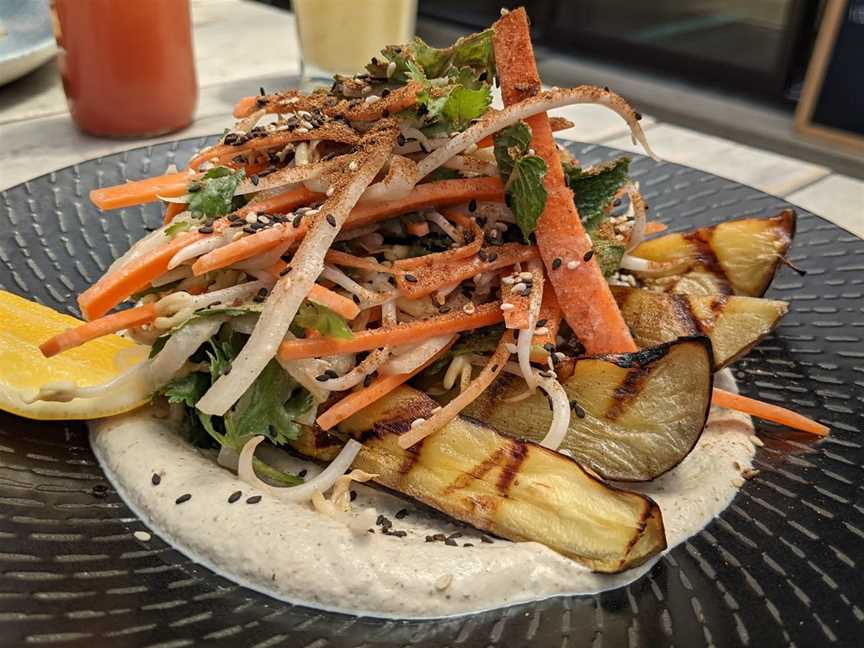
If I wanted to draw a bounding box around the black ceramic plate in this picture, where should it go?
[1,138,862,647]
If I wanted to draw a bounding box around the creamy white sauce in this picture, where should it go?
[90,370,755,619]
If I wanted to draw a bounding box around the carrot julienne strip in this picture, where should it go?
[39,303,157,358]
[316,340,455,431]
[712,388,829,437]
[278,302,503,361]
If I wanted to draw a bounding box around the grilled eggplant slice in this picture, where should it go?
[465,338,712,482]
[613,287,789,369]
[631,209,795,296]
[336,386,667,573]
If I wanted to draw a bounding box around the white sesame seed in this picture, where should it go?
[501,276,515,285]
[411,418,426,428]
[749,435,765,447]
[232,231,244,241]
[500,302,515,311]
[258,215,270,225]
[566,260,579,270]
[500,7,510,15]
[297,110,311,118]
[732,477,745,488]
[364,95,380,104]
[245,213,258,224]
[435,573,453,590]
[527,148,535,156]
[325,187,335,197]
[295,126,309,134]
[299,119,314,130]
[534,327,549,336]
[463,303,476,314]
[134,530,152,542]
[518,272,533,280]
[348,160,359,171]
[511,282,526,293]
[387,61,397,78]
[306,208,320,216]
[553,352,566,361]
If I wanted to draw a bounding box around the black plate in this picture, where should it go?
[1,138,862,647]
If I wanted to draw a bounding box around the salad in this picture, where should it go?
[29,7,827,573]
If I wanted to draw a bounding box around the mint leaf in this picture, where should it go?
[441,85,491,131]
[563,157,631,233]
[223,360,312,445]
[493,122,533,181]
[506,156,548,241]
[374,30,495,83]
[187,166,244,219]
[293,302,353,340]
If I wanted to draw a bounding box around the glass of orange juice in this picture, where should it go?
[293,0,417,85]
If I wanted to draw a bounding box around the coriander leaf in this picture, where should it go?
[591,237,626,277]
[206,336,241,381]
[506,156,548,241]
[293,301,353,340]
[162,372,210,407]
[494,122,533,181]
[563,157,631,233]
[441,85,491,131]
[375,30,495,82]
[223,360,312,445]
[187,166,245,219]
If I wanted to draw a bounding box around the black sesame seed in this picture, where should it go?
[634,111,643,121]
[571,401,587,418]
[230,221,244,228]
[404,273,418,283]
[463,543,474,547]
[198,225,214,234]
[228,490,242,504]
[250,175,259,186]
[326,213,337,227]
[395,508,409,520]
[387,275,397,286]
[468,199,477,212]
[438,305,451,314]
[316,373,329,382]
[298,469,308,478]
[246,495,262,504]
[444,538,458,546]
[552,257,562,270]
[363,374,374,387]
[536,319,547,327]
[381,88,391,97]
[293,214,303,228]
[479,71,488,82]
[480,535,494,543]
[259,86,266,96]
[350,490,358,502]
[390,530,407,538]
[279,267,291,276]
[325,369,339,379]
[397,134,406,146]
[613,198,622,207]
[175,493,191,505]
[243,225,257,234]
[491,364,499,372]
[228,213,241,222]
[352,294,361,304]
[583,249,594,262]
[543,342,555,353]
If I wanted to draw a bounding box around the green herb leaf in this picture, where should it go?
[223,360,312,445]
[293,302,353,340]
[373,30,495,83]
[506,156,548,241]
[164,219,193,238]
[162,372,210,408]
[591,238,627,277]
[562,157,631,233]
[441,85,491,131]
[187,166,245,219]
[493,122,533,181]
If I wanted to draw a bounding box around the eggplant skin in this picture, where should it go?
[613,287,789,369]
[631,209,795,297]
[337,387,667,573]
[466,337,713,482]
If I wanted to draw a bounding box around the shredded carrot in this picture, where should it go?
[316,339,454,431]
[307,284,360,320]
[396,243,540,300]
[78,232,205,320]
[398,332,513,449]
[712,388,829,437]
[40,303,157,358]
[193,179,504,277]
[493,9,638,354]
[644,221,667,235]
[394,210,483,271]
[279,302,503,361]
[90,172,195,211]
[233,96,260,118]
[406,220,430,237]
[529,286,562,362]
[324,250,401,275]
[499,263,543,329]
[163,201,187,225]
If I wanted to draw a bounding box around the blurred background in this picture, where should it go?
[1,0,860,230]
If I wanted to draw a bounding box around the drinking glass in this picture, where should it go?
[293,0,417,86]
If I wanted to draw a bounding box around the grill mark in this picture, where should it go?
[604,364,654,421]
[707,295,729,319]
[670,294,703,335]
[682,230,733,293]
[496,440,528,494]
[442,446,507,496]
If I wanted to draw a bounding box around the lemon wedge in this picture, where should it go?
[0,290,149,420]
